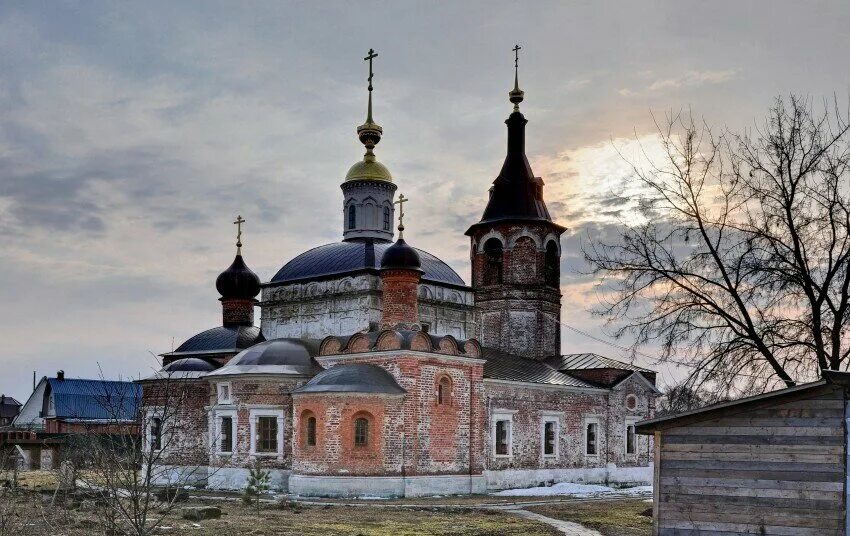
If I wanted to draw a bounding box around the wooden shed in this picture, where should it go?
[636,371,850,536]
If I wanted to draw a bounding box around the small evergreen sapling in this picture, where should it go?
[243,460,271,513]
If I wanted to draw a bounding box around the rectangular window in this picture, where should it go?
[625,423,636,455]
[150,417,163,451]
[257,416,278,453]
[544,421,557,456]
[383,206,391,231]
[217,383,231,404]
[220,416,234,453]
[586,422,598,456]
[495,420,510,456]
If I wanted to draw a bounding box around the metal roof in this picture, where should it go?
[0,396,21,419]
[546,353,654,373]
[268,239,466,287]
[483,348,599,389]
[294,364,405,395]
[46,378,141,422]
[164,325,264,356]
[207,338,321,378]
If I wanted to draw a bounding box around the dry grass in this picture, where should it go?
[0,493,563,536]
[528,499,652,536]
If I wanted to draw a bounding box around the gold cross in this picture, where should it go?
[364,48,378,91]
[393,193,408,239]
[234,215,245,252]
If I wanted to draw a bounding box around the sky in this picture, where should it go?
[1,1,849,402]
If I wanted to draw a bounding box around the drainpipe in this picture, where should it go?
[468,370,474,494]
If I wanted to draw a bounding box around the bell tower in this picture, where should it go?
[341,48,397,242]
[466,45,566,360]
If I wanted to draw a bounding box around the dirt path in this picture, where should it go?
[506,509,604,536]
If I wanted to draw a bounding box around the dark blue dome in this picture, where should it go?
[216,254,261,299]
[163,358,218,372]
[270,239,465,287]
[169,325,265,355]
[294,364,405,394]
[380,238,422,271]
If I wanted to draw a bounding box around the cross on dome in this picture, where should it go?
[394,193,408,238]
[234,214,245,253]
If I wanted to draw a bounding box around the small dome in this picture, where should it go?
[207,338,321,378]
[294,364,405,394]
[345,153,392,182]
[380,238,422,271]
[170,325,264,355]
[216,254,261,299]
[163,358,218,372]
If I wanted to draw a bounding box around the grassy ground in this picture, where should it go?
[0,492,563,536]
[529,499,652,536]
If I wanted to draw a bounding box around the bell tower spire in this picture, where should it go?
[341,48,398,242]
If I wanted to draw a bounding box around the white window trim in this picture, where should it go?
[583,416,602,457]
[624,417,641,456]
[217,382,232,404]
[491,410,517,458]
[249,408,284,456]
[212,409,237,455]
[541,415,560,459]
[145,407,165,453]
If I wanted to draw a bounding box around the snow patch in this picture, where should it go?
[492,482,652,497]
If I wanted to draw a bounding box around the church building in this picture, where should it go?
[140,48,659,497]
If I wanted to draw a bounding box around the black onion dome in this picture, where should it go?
[163,358,218,372]
[216,254,261,299]
[294,364,405,394]
[380,238,422,271]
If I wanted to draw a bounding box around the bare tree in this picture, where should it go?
[585,95,850,397]
[64,372,219,536]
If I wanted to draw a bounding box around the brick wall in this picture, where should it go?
[483,375,655,472]
[380,269,421,329]
[221,298,255,326]
[470,222,563,360]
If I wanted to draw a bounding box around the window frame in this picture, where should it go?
[348,205,357,230]
[625,394,638,410]
[249,408,284,456]
[149,415,163,452]
[583,417,601,457]
[624,417,639,456]
[383,206,391,231]
[216,382,232,404]
[540,414,560,459]
[353,416,370,447]
[212,409,237,455]
[436,375,452,406]
[491,410,516,458]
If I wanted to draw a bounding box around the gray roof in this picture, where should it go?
[0,396,21,419]
[164,325,264,356]
[483,348,599,389]
[268,239,467,287]
[547,353,654,373]
[207,338,321,377]
[294,364,405,395]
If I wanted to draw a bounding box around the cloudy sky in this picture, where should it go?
[1,1,848,401]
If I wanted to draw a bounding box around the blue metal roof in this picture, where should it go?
[46,378,141,422]
[269,239,467,287]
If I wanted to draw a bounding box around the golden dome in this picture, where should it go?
[345,152,393,182]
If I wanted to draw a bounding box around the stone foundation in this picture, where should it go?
[484,463,653,491]
[288,474,487,498]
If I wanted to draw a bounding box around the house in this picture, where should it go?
[636,371,850,536]
[0,395,21,427]
[5,372,142,469]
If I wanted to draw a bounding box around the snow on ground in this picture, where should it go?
[491,482,652,497]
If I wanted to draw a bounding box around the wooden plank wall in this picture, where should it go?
[657,387,846,535]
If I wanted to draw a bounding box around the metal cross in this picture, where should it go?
[513,44,521,69]
[234,215,245,250]
[393,193,408,238]
[365,48,378,91]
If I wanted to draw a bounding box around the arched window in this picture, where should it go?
[483,238,504,285]
[306,416,317,446]
[354,417,369,446]
[545,241,559,288]
[383,206,391,231]
[348,205,357,229]
[437,376,452,405]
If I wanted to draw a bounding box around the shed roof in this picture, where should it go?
[483,348,600,389]
[636,371,850,434]
[46,378,142,422]
[546,353,654,373]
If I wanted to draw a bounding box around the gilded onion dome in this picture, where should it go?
[345,48,392,182]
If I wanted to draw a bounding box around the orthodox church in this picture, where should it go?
[141,49,659,497]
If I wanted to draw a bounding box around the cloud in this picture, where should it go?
[648,69,738,91]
